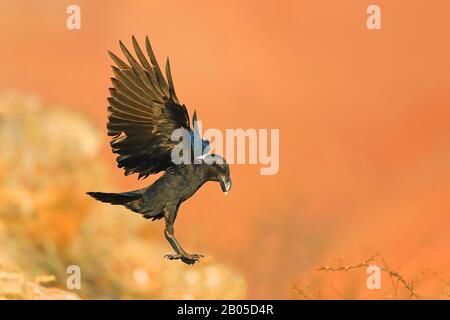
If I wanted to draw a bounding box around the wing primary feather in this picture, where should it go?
[108,51,130,69]
[193,110,199,136]
[111,67,157,102]
[110,78,152,107]
[119,40,161,97]
[165,58,179,103]
[131,36,164,96]
[107,107,151,123]
[108,88,153,112]
[145,36,169,95]
[132,35,152,71]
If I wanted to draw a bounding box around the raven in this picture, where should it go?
[87,36,232,265]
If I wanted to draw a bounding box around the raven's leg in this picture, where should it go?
[163,207,203,265]
[164,223,204,264]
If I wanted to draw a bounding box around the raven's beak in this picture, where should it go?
[220,176,232,195]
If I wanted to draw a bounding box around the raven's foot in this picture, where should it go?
[164,252,204,265]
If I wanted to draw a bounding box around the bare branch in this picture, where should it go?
[317,254,421,299]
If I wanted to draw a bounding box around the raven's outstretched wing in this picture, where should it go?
[107,36,192,179]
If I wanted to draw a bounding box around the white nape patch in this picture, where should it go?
[196,154,208,160]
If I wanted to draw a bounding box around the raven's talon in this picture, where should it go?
[164,253,182,260]
[164,253,204,265]
[181,253,204,265]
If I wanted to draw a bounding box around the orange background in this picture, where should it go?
[1,0,450,298]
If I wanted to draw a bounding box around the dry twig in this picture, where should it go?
[317,254,421,299]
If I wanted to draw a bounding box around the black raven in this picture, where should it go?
[87,36,232,265]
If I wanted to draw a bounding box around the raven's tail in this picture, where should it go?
[86,191,142,206]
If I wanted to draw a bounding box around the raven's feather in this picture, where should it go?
[107,36,209,179]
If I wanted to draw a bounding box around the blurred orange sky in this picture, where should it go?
[1,0,450,298]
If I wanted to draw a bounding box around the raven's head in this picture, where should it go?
[203,154,232,195]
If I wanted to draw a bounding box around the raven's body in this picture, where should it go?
[89,163,220,220]
[87,36,231,265]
